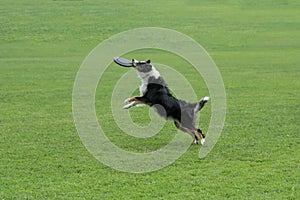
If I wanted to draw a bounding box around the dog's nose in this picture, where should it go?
[132,59,137,67]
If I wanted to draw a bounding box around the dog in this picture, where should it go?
[124,59,209,145]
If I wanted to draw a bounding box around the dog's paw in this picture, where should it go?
[124,97,136,103]
[124,98,130,103]
[200,138,205,145]
[193,139,199,145]
[123,104,132,109]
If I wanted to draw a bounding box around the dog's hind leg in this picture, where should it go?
[174,121,199,144]
[174,121,206,145]
[195,128,205,145]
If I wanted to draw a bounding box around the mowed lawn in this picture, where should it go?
[0,0,299,199]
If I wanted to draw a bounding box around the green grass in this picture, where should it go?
[1,0,299,199]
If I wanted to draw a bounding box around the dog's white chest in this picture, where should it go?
[140,83,147,95]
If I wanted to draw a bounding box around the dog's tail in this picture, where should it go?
[195,96,209,113]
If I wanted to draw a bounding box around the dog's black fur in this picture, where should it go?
[125,59,209,145]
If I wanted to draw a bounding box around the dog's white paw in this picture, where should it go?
[200,138,205,145]
[123,104,131,109]
[124,98,130,103]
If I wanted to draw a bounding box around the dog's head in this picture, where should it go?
[132,59,152,73]
[131,59,160,81]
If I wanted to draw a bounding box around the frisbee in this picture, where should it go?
[113,57,133,67]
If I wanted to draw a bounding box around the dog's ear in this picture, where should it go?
[146,60,151,64]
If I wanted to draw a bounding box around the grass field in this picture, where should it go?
[1,0,299,199]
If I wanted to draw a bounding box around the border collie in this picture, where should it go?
[124,59,209,145]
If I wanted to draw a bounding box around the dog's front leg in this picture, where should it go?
[123,97,146,109]
[123,97,137,109]
[124,97,136,103]
[123,101,138,109]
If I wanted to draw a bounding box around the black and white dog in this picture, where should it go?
[124,59,209,145]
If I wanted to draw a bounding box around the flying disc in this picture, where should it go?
[113,57,133,67]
